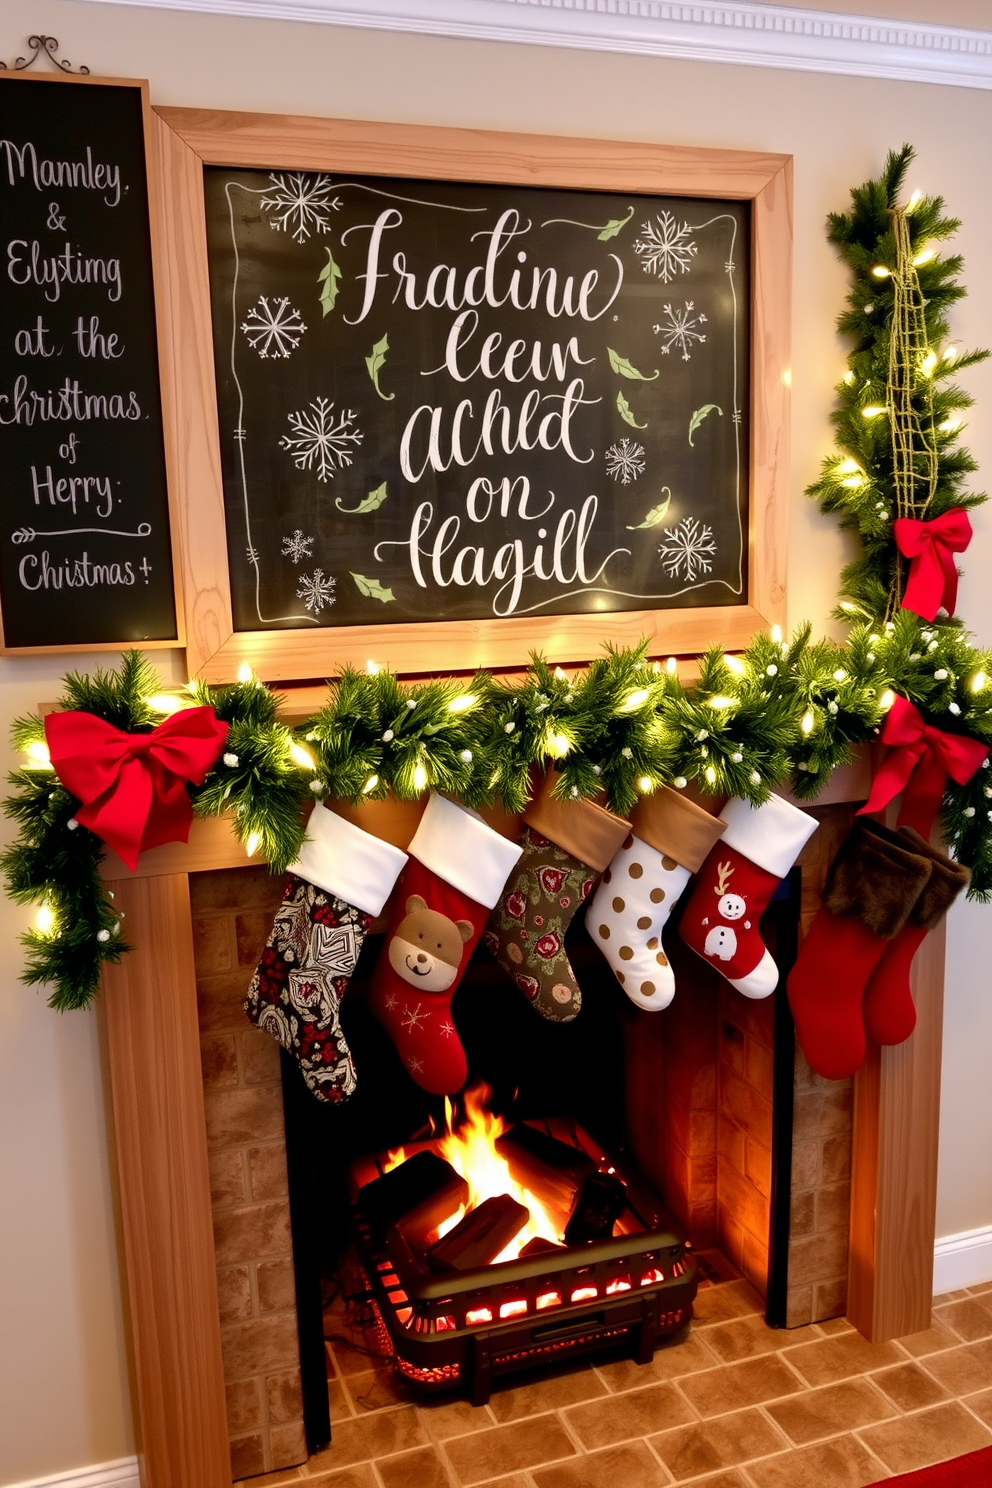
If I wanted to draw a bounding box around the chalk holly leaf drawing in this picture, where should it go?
[366,335,394,401]
[626,488,672,530]
[351,571,395,603]
[617,390,647,429]
[336,482,388,515]
[318,248,342,318]
[688,403,723,446]
[608,348,659,382]
[598,206,634,241]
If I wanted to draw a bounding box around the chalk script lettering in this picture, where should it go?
[347,208,623,326]
[0,140,122,207]
[31,465,114,519]
[7,241,122,303]
[0,375,141,424]
[18,550,136,591]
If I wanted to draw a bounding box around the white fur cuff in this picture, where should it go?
[409,794,523,909]
[290,805,408,917]
[720,793,818,880]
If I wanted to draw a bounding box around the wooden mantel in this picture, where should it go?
[97,773,945,1488]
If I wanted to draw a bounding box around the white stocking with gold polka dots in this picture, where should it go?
[587,785,729,1011]
[588,833,689,1008]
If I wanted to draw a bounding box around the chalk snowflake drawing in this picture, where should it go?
[241,296,307,359]
[281,529,314,565]
[279,397,363,483]
[634,211,697,283]
[260,172,341,244]
[605,439,646,485]
[296,569,337,614]
[659,517,717,583]
[654,302,708,362]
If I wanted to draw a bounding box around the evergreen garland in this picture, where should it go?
[6,146,992,1011]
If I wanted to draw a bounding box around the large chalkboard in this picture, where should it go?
[204,168,749,635]
[0,75,176,650]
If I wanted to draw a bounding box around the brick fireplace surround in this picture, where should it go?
[98,762,947,1488]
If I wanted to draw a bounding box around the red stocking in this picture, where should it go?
[368,795,522,1095]
[679,794,818,999]
[787,820,932,1079]
[861,828,970,1046]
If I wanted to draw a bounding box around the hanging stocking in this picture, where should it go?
[245,803,408,1102]
[862,827,970,1047]
[484,770,630,1023]
[679,793,818,999]
[787,819,933,1079]
[368,794,523,1095]
[587,786,727,1010]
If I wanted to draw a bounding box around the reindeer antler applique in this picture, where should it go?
[714,861,734,896]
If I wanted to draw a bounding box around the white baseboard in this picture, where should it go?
[934,1225,992,1295]
[5,1457,140,1488]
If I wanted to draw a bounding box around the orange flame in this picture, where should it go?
[436,1084,559,1261]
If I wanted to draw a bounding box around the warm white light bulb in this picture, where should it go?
[666,657,678,675]
[913,247,936,267]
[550,733,570,758]
[944,346,959,364]
[862,405,887,419]
[921,351,937,377]
[972,672,988,694]
[724,655,746,675]
[801,710,815,735]
[365,659,380,675]
[905,189,923,214]
[245,832,261,858]
[871,265,890,279]
[413,761,429,791]
[637,775,654,793]
[770,625,783,644]
[289,743,315,770]
[621,688,650,712]
[26,740,51,765]
[879,689,897,712]
[709,695,734,709]
[35,903,55,934]
[237,663,254,684]
[447,694,477,713]
[362,774,379,794]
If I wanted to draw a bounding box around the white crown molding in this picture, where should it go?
[934,1223,992,1294]
[72,0,992,89]
[6,1457,140,1488]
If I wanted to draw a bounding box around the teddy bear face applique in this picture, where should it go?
[387,893,474,993]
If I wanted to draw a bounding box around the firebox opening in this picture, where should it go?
[277,870,801,1440]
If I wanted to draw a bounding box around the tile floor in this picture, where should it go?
[238,1266,992,1488]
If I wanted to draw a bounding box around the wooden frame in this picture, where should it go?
[0,71,186,655]
[151,109,792,683]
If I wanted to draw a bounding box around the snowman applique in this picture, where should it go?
[701,860,751,961]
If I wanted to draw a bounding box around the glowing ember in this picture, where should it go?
[436,1084,560,1261]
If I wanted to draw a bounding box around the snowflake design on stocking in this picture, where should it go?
[280,397,363,482]
[659,517,717,583]
[605,439,646,485]
[297,569,337,613]
[260,172,341,243]
[240,296,307,359]
[634,211,697,283]
[654,302,708,362]
[281,530,313,565]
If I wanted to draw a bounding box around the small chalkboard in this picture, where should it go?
[203,169,749,635]
[0,74,177,651]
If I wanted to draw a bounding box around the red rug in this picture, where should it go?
[886,1447,992,1486]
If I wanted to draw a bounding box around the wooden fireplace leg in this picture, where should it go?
[101,872,232,1488]
[848,917,946,1342]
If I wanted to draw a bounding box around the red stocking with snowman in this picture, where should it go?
[679,794,818,998]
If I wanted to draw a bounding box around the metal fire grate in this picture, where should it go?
[349,1121,698,1405]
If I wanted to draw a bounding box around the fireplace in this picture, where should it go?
[97,757,948,1487]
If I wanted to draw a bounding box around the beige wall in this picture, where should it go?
[1,1,991,1480]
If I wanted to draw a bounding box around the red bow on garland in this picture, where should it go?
[893,509,972,622]
[858,695,988,838]
[45,707,230,870]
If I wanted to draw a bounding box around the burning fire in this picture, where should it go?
[387,1084,560,1263]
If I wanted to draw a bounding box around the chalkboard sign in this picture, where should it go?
[203,168,749,635]
[0,75,176,650]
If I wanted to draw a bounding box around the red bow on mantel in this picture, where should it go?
[893,508,972,622]
[858,694,988,838]
[45,707,230,870]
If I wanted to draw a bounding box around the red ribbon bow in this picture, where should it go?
[45,707,229,870]
[859,694,988,837]
[893,508,972,622]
